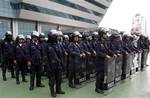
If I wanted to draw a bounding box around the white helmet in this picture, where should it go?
[40,32,45,37]
[79,34,82,38]
[73,31,80,36]
[32,31,39,37]
[26,35,31,39]
[104,28,110,32]
[45,37,48,41]
[57,31,63,36]
[50,29,58,35]
[92,32,98,36]
[18,34,25,39]
[63,35,69,39]
[6,31,12,35]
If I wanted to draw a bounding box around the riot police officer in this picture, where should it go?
[26,35,31,44]
[63,35,70,77]
[95,29,111,93]
[39,33,47,76]
[80,32,95,79]
[24,35,31,75]
[63,35,69,52]
[122,34,132,53]
[57,31,68,78]
[1,31,15,81]
[91,32,98,50]
[109,34,125,55]
[68,31,85,88]
[27,31,45,91]
[46,30,65,97]
[14,34,28,84]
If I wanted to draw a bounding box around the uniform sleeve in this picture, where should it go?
[95,43,107,58]
[68,43,80,56]
[26,43,31,61]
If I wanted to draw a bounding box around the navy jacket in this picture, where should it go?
[46,43,62,76]
[15,43,27,62]
[27,42,42,65]
[1,40,15,60]
[68,42,82,70]
[95,39,109,72]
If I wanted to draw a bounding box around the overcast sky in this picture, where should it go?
[99,0,149,35]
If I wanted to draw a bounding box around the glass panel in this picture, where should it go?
[0,18,11,39]
[18,20,36,36]
[85,0,108,9]
[20,3,98,25]
[41,23,57,36]
[49,0,103,16]
[0,0,18,18]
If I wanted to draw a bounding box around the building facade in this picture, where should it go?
[0,0,112,38]
[131,14,147,36]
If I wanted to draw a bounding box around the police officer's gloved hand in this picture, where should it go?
[27,61,31,69]
[93,51,96,56]
[106,55,111,59]
[113,54,117,58]
[117,53,121,56]
[14,60,17,65]
[65,52,68,56]
[125,52,128,55]
[86,52,91,56]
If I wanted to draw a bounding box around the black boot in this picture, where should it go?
[29,86,34,91]
[2,72,7,81]
[56,90,65,94]
[3,75,7,81]
[50,86,56,97]
[49,77,56,97]
[95,88,104,94]
[11,75,16,78]
[51,90,57,97]
[69,83,75,88]
[37,83,45,87]
[16,81,20,85]
[22,79,28,83]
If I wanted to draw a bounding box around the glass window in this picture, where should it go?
[18,20,36,36]
[41,23,57,36]
[85,0,108,9]
[20,3,98,25]
[0,18,12,39]
[0,0,18,18]
[49,0,103,17]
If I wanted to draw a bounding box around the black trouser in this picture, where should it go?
[16,61,26,82]
[30,65,42,87]
[2,58,15,78]
[96,71,105,90]
[48,69,62,93]
[68,69,76,85]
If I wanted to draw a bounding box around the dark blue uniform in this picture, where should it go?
[95,39,110,90]
[58,42,67,72]
[122,41,132,53]
[27,42,43,89]
[1,40,15,80]
[128,40,139,53]
[15,43,27,83]
[90,39,97,51]
[46,43,63,95]
[80,40,95,79]
[62,41,70,76]
[39,42,48,75]
[68,42,82,86]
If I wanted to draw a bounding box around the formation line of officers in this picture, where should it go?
[0,28,149,97]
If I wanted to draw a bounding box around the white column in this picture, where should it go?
[37,22,42,33]
[12,19,18,39]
